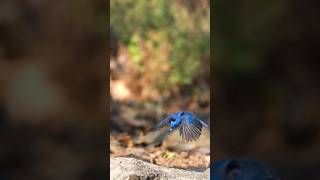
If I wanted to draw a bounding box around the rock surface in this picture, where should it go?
[110,157,210,180]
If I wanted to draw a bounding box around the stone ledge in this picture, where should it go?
[110,157,210,180]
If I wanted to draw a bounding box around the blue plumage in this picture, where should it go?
[152,111,208,142]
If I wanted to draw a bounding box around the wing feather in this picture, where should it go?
[179,115,203,142]
[150,117,171,131]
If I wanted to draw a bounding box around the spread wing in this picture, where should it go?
[179,115,203,142]
[198,118,209,128]
[191,112,209,128]
[150,117,171,131]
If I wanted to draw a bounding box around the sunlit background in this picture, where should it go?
[110,0,210,170]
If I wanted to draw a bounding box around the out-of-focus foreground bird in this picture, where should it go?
[151,111,209,142]
[212,158,281,180]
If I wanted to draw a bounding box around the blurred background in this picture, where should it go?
[214,0,320,179]
[0,1,107,179]
[110,0,210,170]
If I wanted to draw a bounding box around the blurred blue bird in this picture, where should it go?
[151,111,209,142]
[212,158,280,180]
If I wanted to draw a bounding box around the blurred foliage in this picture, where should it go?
[161,151,176,159]
[111,0,210,93]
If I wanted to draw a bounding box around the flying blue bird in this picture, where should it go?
[151,111,209,142]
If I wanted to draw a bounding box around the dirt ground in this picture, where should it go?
[110,132,210,170]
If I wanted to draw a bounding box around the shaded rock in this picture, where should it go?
[110,157,209,180]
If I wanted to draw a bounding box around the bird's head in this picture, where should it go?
[168,112,183,130]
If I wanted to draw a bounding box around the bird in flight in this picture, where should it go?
[151,111,209,142]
